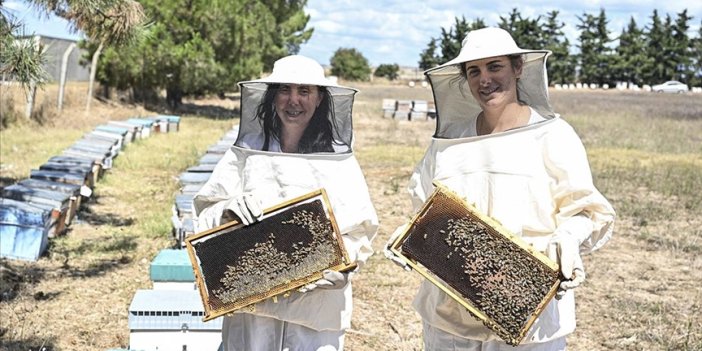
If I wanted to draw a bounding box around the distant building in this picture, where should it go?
[12,35,91,82]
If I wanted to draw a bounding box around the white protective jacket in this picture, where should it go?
[193,145,378,331]
[408,116,615,343]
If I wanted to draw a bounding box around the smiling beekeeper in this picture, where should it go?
[385,27,616,350]
[193,55,378,351]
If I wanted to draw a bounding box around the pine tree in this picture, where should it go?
[541,10,574,85]
[498,8,543,50]
[438,16,486,62]
[576,9,613,86]
[614,17,648,86]
[418,38,440,71]
[690,20,702,87]
[671,9,693,83]
[644,10,673,84]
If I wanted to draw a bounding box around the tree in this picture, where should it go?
[330,48,371,81]
[671,9,693,82]
[27,0,147,111]
[613,17,648,86]
[95,0,312,109]
[437,16,486,62]
[576,9,614,85]
[1,3,49,119]
[542,10,575,85]
[498,8,543,50]
[643,10,675,84]
[374,63,399,80]
[689,20,702,87]
[260,0,314,70]
[418,37,440,70]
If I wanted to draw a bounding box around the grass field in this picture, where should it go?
[1,82,701,350]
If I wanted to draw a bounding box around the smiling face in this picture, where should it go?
[274,84,323,131]
[464,56,522,110]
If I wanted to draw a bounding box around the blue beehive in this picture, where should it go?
[128,289,222,350]
[198,153,224,165]
[30,169,88,187]
[39,161,93,189]
[0,198,52,261]
[77,136,121,158]
[87,130,125,151]
[127,118,155,138]
[1,184,71,236]
[206,144,230,155]
[62,148,113,169]
[109,121,144,140]
[150,249,196,290]
[48,154,102,184]
[96,124,132,144]
[178,172,212,186]
[186,164,216,173]
[17,178,82,224]
[70,139,117,159]
[158,115,181,132]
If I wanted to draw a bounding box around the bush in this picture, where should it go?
[374,63,400,80]
[330,48,371,81]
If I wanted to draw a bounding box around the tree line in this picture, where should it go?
[3,3,700,121]
[419,8,702,88]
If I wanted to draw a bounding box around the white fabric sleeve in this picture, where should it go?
[193,149,244,232]
[341,219,378,269]
[544,122,616,254]
[408,146,436,212]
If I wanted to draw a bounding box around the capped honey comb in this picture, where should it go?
[186,189,355,321]
[388,182,561,346]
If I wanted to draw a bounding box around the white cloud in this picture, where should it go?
[299,0,701,67]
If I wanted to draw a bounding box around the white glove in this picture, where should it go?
[298,270,350,293]
[384,224,412,271]
[221,193,263,226]
[548,232,586,299]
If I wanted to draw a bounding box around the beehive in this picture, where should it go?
[388,182,560,346]
[186,189,354,321]
[150,249,196,290]
[128,289,222,350]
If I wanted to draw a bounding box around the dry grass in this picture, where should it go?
[1,83,701,350]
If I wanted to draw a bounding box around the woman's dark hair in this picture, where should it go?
[254,84,346,153]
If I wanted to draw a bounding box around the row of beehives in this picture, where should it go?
[382,98,437,120]
[171,126,239,248]
[0,115,181,262]
[116,127,240,351]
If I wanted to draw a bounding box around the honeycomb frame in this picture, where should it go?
[186,189,355,321]
[388,181,561,346]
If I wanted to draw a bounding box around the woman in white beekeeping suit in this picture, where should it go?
[193,55,378,351]
[385,27,616,350]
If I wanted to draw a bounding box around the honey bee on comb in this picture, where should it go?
[186,189,354,321]
[390,182,561,346]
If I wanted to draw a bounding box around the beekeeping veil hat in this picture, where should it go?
[235,55,358,153]
[425,27,554,138]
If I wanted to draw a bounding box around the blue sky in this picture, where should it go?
[6,0,701,67]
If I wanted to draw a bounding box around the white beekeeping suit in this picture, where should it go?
[394,28,616,350]
[194,55,378,351]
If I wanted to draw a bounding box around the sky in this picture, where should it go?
[6,0,702,67]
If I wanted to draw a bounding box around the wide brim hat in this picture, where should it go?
[425,27,555,139]
[236,55,358,152]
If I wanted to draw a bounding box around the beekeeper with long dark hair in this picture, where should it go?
[385,27,615,350]
[194,55,378,351]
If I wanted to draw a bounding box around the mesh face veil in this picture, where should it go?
[235,55,358,153]
[425,28,555,139]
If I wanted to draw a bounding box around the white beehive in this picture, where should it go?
[128,289,222,350]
